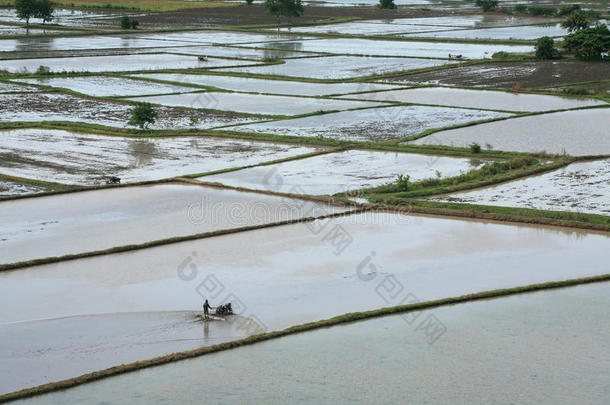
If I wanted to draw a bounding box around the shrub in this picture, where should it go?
[35,65,51,75]
[246,0,254,4]
[535,36,560,59]
[475,0,498,12]
[513,4,527,13]
[128,103,157,130]
[470,142,481,153]
[396,174,410,191]
[120,15,131,29]
[528,6,556,16]
[378,0,396,9]
[558,4,580,16]
[563,24,610,60]
[120,16,138,29]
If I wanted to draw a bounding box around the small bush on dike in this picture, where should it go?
[470,142,482,153]
[128,103,157,130]
[378,0,396,9]
[35,65,51,75]
[475,0,498,11]
[120,16,139,29]
[396,174,410,191]
[528,6,556,16]
[535,36,560,59]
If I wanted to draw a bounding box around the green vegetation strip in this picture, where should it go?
[2,274,609,403]
[0,205,365,272]
[372,200,610,232]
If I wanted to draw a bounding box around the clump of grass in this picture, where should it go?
[35,65,52,75]
[396,174,410,191]
[470,142,482,154]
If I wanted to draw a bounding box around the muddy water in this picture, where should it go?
[132,73,397,96]
[219,55,456,80]
[0,129,320,184]
[0,53,255,73]
[158,45,318,60]
[431,159,610,216]
[279,21,455,35]
[128,92,382,116]
[14,76,198,97]
[0,183,347,264]
[21,282,609,404]
[0,180,43,196]
[1,212,606,331]
[231,105,511,142]
[0,311,261,395]
[404,24,568,40]
[245,38,534,59]
[408,108,610,156]
[344,86,604,112]
[201,150,492,195]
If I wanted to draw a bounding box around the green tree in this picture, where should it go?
[15,0,36,27]
[264,0,304,28]
[245,0,254,4]
[561,10,589,33]
[34,0,54,25]
[563,24,610,60]
[378,0,396,9]
[535,36,560,59]
[475,0,498,12]
[128,103,157,130]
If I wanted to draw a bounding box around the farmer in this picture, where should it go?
[203,299,214,320]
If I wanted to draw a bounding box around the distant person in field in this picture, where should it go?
[203,299,214,320]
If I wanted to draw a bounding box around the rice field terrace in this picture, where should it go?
[0,0,608,403]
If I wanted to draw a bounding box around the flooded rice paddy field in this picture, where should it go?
[154,45,319,60]
[13,76,200,97]
[200,150,492,195]
[0,8,124,28]
[0,129,322,185]
[0,31,303,52]
[389,61,610,88]
[403,24,568,40]
[0,92,261,129]
[343,86,606,112]
[0,25,69,37]
[25,282,609,404]
[1,211,607,332]
[1,6,609,400]
[431,159,610,216]
[131,73,398,96]
[245,38,534,59]
[230,105,511,142]
[278,21,457,35]
[220,55,457,79]
[0,183,347,264]
[0,180,44,196]
[0,53,257,73]
[0,311,261,395]
[128,92,382,115]
[408,108,610,156]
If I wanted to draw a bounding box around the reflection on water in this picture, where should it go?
[128,139,158,168]
[14,36,54,52]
